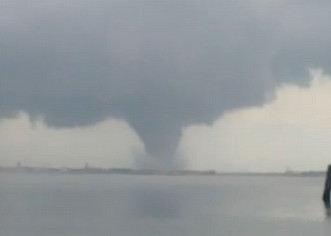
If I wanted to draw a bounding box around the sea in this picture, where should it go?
[0,173,330,236]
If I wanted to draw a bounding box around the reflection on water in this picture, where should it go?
[0,174,330,236]
[268,206,325,222]
[131,187,183,219]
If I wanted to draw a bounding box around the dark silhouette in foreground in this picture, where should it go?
[322,165,331,209]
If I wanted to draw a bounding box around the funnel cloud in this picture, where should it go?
[1,0,331,167]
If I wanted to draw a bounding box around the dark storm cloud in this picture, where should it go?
[1,0,330,166]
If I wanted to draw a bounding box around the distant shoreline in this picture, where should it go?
[0,166,325,177]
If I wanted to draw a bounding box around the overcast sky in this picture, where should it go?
[1,0,331,171]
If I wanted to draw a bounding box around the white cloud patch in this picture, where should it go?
[0,113,144,168]
[179,69,331,172]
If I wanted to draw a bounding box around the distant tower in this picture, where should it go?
[285,166,293,174]
[16,162,22,169]
[85,162,89,169]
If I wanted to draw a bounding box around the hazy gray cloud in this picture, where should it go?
[180,69,331,172]
[1,0,331,166]
[0,113,143,167]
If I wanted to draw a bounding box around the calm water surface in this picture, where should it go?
[0,174,330,236]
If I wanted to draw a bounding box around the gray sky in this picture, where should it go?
[1,0,331,170]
